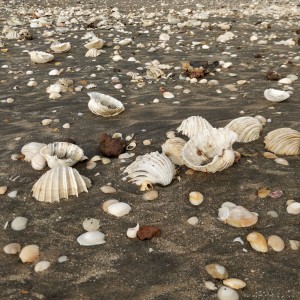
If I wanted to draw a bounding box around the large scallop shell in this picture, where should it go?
[88,92,125,117]
[50,41,71,53]
[40,142,87,168]
[182,128,238,173]
[264,128,300,156]
[225,116,263,143]
[177,116,213,138]
[264,88,290,102]
[21,142,46,162]
[32,166,91,202]
[124,151,176,188]
[161,137,186,166]
[84,38,104,49]
[29,51,54,64]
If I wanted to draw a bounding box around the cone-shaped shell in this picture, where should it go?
[182,128,238,173]
[177,116,213,138]
[40,142,86,168]
[32,166,91,202]
[88,92,125,117]
[161,137,186,165]
[225,116,263,143]
[21,142,46,162]
[264,88,290,102]
[29,51,54,64]
[84,38,104,49]
[50,41,71,53]
[124,151,176,188]
[264,128,300,155]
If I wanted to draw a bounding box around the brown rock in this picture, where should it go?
[265,70,281,81]
[99,133,126,158]
[137,226,161,240]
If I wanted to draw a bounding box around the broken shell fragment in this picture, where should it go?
[204,281,217,291]
[29,51,54,64]
[289,240,300,251]
[177,116,213,138]
[217,286,239,300]
[205,263,228,280]
[3,243,21,254]
[50,41,71,53]
[161,137,186,166]
[267,235,285,252]
[189,191,204,206]
[246,232,268,253]
[223,278,246,290]
[19,245,39,263]
[107,202,131,217]
[126,224,140,239]
[85,48,101,57]
[77,231,106,246]
[35,261,51,272]
[82,218,100,231]
[84,38,104,49]
[0,186,8,195]
[264,88,290,102]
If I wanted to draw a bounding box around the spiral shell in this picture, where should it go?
[50,41,71,53]
[21,142,46,162]
[29,51,54,64]
[264,88,290,102]
[32,166,91,202]
[161,137,186,166]
[177,116,213,138]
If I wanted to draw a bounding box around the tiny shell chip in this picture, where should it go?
[34,261,51,272]
[217,286,239,300]
[82,218,100,231]
[107,202,131,217]
[205,263,228,280]
[289,240,300,251]
[223,278,246,290]
[267,235,285,252]
[77,231,106,246]
[264,88,290,102]
[163,91,174,99]
[19,245,39,263]
[29,51,54,64]
[204,281,217,290]
[3,243,21,254]
[246,232,268,253]
[126,224,140,239]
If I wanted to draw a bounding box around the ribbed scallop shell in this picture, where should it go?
[84,38,104,49]
[146,67,165,79]
[29,51,54,64]
[88,92,125,117]
[161,137,186,166]
[264,128,300,155]
[225,116,263,143]
[182,128,238,173]
[264,88,290,102]
[177,116,213,138]
[21,142,46,162]
[5,29,20,40]
[40,142,86,168]
[85,48,101,57]
[50,41,71,53]
[124,151,176,187]
[32,166,91,202]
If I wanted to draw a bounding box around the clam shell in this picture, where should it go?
[223,206,258,228]
[267,235,285,252]
[5,29,20,39]
[124,151,176,188]
[177,116,213,138]
[77,231,106,246]
[29,51,54,64]
[264,88,290,102]
[107,202,131,217]
[34,261,51,272]
[21,142,46,162]
[223,278,246,290]
[19,245,39,263]
[50,41,71,53]
[181,128,238,173]
[31,153,47,170]
[84,38,104,49]
[264,128,300,155]
[88,92,125,117]
[287,202,300,215]
[217,286,239,300]
[205,263,228,280]
[32,166,91,202]
[40,142,86,168]
[246,232,268,253]
[85,48,101,57]
[161,137,186,166]
[225,116,263,143]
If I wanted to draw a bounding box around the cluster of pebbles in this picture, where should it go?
[1,0,300,298]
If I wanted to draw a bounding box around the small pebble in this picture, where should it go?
[8,191,17,198]
[11,216,28,231]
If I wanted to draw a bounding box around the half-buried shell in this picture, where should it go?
[161,137,186,166]
[29,51,54,64]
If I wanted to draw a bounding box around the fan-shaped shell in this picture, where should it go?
[40,142,86,168]
[32,166,91,202]
[21,142,46,162]
[84,38,104,49]
[264,88,290,102]
[161,137,186,166]
[264,128,300,155]
[29,51,54,64]
[182,128,238,173]
[85,48,101,57]
[177,116,213,138]
[88,92,125,117]
[124,151,176,188]
[50,41,71,53]
[146,67,165,79]
[225,116,263,143]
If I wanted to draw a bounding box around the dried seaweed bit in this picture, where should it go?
[265,70,281,81]
[99,133,126,158]
[137,226,161,240]
[181,61,219,78]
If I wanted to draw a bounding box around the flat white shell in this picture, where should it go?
[34,261,51,272]
[287,202,300,215]
[84,38,104,49]
[177,116,213,138]
[77,231,106,246]
[21,142,46,162]
[29,51,54,64]
[32,166,91,202]
[88,92,125,117]
[264,88,290,102]
[161,137,186,166]
[217,286,239,300]
[107,202,131,217]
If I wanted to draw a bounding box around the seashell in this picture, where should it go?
[189,191,204,206]
[217,286,239,300]
[223,279,246,290]
[35,261,51,272]
[57,78,73,92]
[119,38,132,46]
[264,88,290,102]
[127,224,140,238]
[161,137,186,166]
[182,128,238,173]
[163,91,174,99]
[255,115,267,125]
[46,83,62,94]
[31,153,47,170]
[102,199,119,212]
[88,92,125,117]
[50,41,71,53]
[21,142,46,162]
[85,48,101,57]
[246,232,268,253]
[29,51,54,64]
[289,240,300,251]
[146,67,165,79]
[274,157,289,166]
[267,235,285,252]
[84,38,104,49]
[264,128,300,156]
[19,245,39,263]
[0,186,7,195]
[32,166,91,202]
[83,218,100,231]
[287,202,300,215]
[205,263,228,280]
[225,116,263,143]
[3,243,21,254]
[77,231,106,246]
[263,152,277,159]
[159,33,170,41]
[5,29,20,40]
[112,54,123,61]
[187,216,199,225]
[107,202,131,217]
[142,190,159,201]
[278,78,292,84]
[204,281,217,291]
[100,185,116,194]
[177,116,213,138]
[126,141,136,151]
[11,216,28,231]
[124,152,176,189]
[40,142,86,168]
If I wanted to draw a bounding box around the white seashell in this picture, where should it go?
[35,261,51,272]
[100,185,116,194]
[255,115,267,125]
[246,232,268,253]
[177,116,213,138]
[264,88,290,102]
[287,202,300,215]
[50,41,71,53]
[142,190,159,201]
[218,207,230,221]
[119,38,132,46]
[274,158,289,166]
[267,235,285,252]
[31,153,47,170]
[161,137,186,166]
[84,38,104,49]
[82,218,100,231]
[88,92,125,117]
[163,91,174,99]
[40,142,86,168]
[21,142,46,162]
[217,286,239,300]
[112,54,123,61]
[85,48,101,57]
[278,78,292,84]
[159,33,170,41]
[126,224,139,238]
[182,128,238,173]
[205,263,228,280]
[46,83,62,94]
[5,29,20,39]
[32,166,91,202]
[126,141,136,151]
[19,245,39,263]
[225,117,263,143]
[189,191,204,206]
[102,199,119,213]
[289,240,300,251]
[264,128,300,156]
[58,255,69,263]
[77,231,106,246]
[107,202,131,217]
[187,216,199,225]
[49,92,61,100]
[49,69,64,76]
[124,152,175,189]
[223,278,246,290]
[29,51,54,64]
[217,31,235,43]
[3,243,21,254]
[8,191,17,198]
[11,216,28,231]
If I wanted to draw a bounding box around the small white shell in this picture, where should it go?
[100,185,116,194]
[264,88,290,102]
[223,278,246,290]
[217,286,239,300]
[161,137,186,166]
[159,33,170,41]
[177,116,213,138]
[77,231,106,246]
[287,202,300,215]
[146,67,165,79]
[107,202,131,217]
[21,142,46,162]
[34,261,51,272]
[84,38,104,49]
[119,38,132,46]
[11,216,28,231]
[126,223,139,238]
[267,235,285,252]
[19,245,39,263]
[163,91,174,99]
[3,243,21,254]
[5,29,20,39]
[29,51,54,64]
[88,92,125,117]
[31,153,47,170]
[46,83,62,94]
[189,191,204,206]
[246,232,268,253]
[82,218,100,231]
[50,41,71,53]
[142,190,159,201]
[85,48,101,57]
